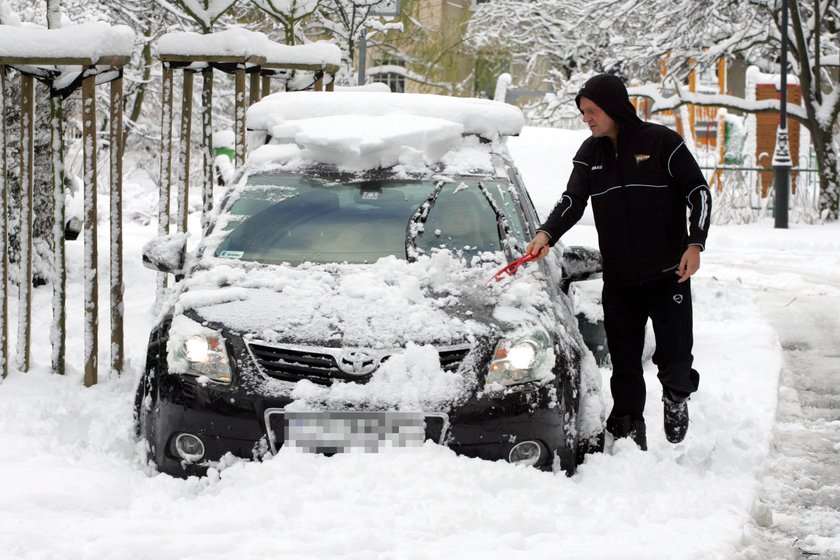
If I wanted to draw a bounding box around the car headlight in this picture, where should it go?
[486,330,551,388]
[168,316,233,383]
[178,332,232,382]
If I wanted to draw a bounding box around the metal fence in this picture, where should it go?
[699,153,821,225]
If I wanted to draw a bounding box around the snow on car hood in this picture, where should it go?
[168,250,557,410]
[175,250,552,347]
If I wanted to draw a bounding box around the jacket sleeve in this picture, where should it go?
[536,146,591,246]
[666,139,712,250]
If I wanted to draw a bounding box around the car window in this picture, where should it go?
[212,174,517,265]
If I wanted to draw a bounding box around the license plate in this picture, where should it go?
[269,411,427,453]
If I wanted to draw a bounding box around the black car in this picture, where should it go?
[136,97,605,478]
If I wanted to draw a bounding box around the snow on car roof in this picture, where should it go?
[247,91,525,138]
[157,28,340,68]
[245,91,523,171]
[0,22,134,62]
[256,114,464,170]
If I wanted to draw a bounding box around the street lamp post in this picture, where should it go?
[358,26,367,86]
[773,0,791,229]
[357,1,401,87]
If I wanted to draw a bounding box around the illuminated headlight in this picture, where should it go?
[173,330,233,383]
[486,330,551,388]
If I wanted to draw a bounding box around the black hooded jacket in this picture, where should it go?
[537,74,712,285]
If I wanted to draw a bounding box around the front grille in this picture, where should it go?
[247,341,472,385]
[248,343,344,384]
[439,346,470,372]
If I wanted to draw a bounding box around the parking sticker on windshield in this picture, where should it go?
[219,250,244,259]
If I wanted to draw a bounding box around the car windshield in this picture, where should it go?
[213,173,523,265]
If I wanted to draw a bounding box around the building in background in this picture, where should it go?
[362,0,510,99]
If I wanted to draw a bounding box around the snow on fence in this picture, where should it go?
[153,28,340,307]
[0,22,134,386]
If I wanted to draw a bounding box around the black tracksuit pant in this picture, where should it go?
[602,275,700,422]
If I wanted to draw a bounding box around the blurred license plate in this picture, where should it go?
[277,411,426,453]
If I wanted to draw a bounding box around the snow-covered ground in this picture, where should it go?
[1,126,838,559]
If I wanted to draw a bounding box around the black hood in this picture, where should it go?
[575,74,643,129]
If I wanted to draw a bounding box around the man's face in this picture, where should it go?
[580,96,618,140]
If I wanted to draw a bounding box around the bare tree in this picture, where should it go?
[468,0,840,220]
[252,0,319,45]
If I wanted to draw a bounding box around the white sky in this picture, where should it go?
[0,126,839,559]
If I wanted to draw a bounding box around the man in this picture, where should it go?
[526,73,711,450]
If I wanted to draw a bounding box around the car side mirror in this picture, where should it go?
[142,232,188,276]
[560,245,602,293]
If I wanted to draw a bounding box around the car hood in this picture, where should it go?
[175,250,557,346]
[169,250,561,410]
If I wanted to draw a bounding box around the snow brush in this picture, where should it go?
[488,252,539,284]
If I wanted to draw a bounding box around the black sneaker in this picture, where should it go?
[606,414,647,451]
[663,391,689,443]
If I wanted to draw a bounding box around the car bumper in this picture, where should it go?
[149,375,570,477]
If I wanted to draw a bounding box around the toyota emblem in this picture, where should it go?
[337,349,379,376]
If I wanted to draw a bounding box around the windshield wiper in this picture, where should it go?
[405,180,445,262]
[476,181,523,261]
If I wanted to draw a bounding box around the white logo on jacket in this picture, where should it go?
[673,294,684,304]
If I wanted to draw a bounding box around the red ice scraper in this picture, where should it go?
[488,252,539,283]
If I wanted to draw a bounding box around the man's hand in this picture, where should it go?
[526,231,551,261]
[676,245,701,283]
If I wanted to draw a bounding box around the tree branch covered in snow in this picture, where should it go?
[251,0,319,45]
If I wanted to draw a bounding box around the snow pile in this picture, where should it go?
[288,343,465,411]
[157,27,340,67]
[244,91,523,171]
[270,114,464,170]
[248,91,525,139]
[177,252,499,348]
[0,22,134,61]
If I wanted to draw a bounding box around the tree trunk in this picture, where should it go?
[17,74,34,373]
[811,124,840,221]
[125,25,154,145]
[176,70,194,234]
[82,72,98,387]
[0,66,8,379]
[201,67,214,232]
[156,64,174,309]
[47,0,62,29]
[110,75,125,377]
[49,90,66,375]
